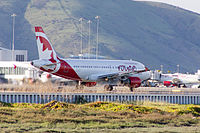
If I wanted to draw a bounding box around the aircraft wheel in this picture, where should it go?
[130,87,134,92]
[76,85,84,89]
[104,85,108,90]
[109,85,113,91]
[104,85,113,91]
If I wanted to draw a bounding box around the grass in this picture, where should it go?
[0,101,200,132]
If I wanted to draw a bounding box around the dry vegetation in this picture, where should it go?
[0,101,200,132]
[1,82,198,94]
[0,82,136,93]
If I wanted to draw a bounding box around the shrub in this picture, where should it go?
[0,101,12,107]
[87,102,161,114]
[40,100,75,110]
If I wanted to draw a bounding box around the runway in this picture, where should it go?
[1,84,200,94]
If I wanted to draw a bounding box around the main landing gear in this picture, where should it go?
[104,85,113,91]
[75,81,84,89]
[75,84,84,89]
[104,85,135,92]
[130,87,134,92]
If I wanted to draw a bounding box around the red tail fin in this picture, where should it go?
[35,27,57,61]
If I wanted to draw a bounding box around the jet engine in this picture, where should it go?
[163,78,181,87]
[122,77,141,88]
[163,81,172,87]
[172,78,182,85]
[82,82,97,87]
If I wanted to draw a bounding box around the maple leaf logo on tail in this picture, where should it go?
[35,27,61,73]
[35,27,58,62]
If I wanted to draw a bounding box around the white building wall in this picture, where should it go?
[0,61,39,82]
[13,50,27,61]
[0,50,12,61]
[0,49,27,61]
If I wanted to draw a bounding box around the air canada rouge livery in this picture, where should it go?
[31,27,151,91]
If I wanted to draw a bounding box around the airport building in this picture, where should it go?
[0,61,39,83]
[0,47,27,61]
[0,47,65,84]
[0,47,34,83]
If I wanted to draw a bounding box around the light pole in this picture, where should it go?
[160,65,163,73]
[87,20,92,59]
[79,17,83,58]
[11,13,16,61]
[95,16,100,59]
[177,64,180,73]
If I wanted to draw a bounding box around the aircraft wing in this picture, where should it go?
[97,68,149,80]
[96,67,149,80]
[96,71,145,81]
[97,72,130,80]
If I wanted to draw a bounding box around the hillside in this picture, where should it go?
[0,0,38,59]
[0,0,200,72]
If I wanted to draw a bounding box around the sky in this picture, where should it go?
[135,0,200,14]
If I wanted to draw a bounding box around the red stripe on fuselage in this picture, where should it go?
[40,59,81,81]
[55,59,81,80]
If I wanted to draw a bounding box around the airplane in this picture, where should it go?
[31,27,151,91]
[155,72,200,88]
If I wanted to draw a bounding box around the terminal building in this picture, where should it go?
[0,47,27,61]
[0,61,39,84]
[0,47,39,84]
[0,47,64,84]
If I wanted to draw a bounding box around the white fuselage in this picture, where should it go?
[161,73,200,84]
[32,26,151,86]
[64,59,150,82]
[32,58,151,82]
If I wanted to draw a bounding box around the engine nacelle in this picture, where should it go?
[87,75,99,81]
[163,80,178,87]
[82,82,97,87]
[122,77,141,88]
[163,81,172,87]
[172,78,182,85]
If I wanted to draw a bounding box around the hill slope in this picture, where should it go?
[1,0,200,72]
[0,0,38,59]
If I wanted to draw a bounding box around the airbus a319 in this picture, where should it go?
[31,27,151,91]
